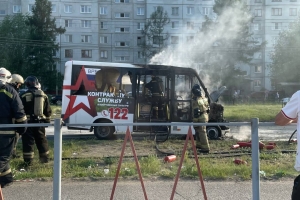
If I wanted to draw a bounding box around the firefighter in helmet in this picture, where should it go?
[10,74,24,93]
[0,68,27,187]
[21,76,52,165]
[145,75,164,119]
[9,74,25,158]
[192,84,210,153]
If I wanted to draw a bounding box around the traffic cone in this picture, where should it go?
[164,155,176,163]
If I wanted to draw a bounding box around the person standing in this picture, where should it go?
[191,84,210,153]
[0,68,27,188]
[21,76,52,165]
[275,90,299,199]
[145,75,164,119]
[9,74,25,158]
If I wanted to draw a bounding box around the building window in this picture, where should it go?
[100,22,108,29]
[254,9,262,17]
[171,36,179,44]
[186,36,194,42]
[80,5,92,13]
[254,52,262,59]
[272,36,279,45]
[137,22,145,30]
[253,23,259,31]
[290,8,297,16]
[255,0,262,2]
[272,8,282,16]
[138,51,145,58]
[291,0,297,2]
[137,7,144,15]
[254,80,261,87]
[65,49,73,58]
[0,10,5,15]
[172,7,179,15]
[100,7,107,15]
[154,6,163,12]
[115,13,130,18]
[272,0,282,1]
[81,20,91,28]
[115,27,130,32]
[115,42,129,47]
[81,35,91,43]
[64,5,72,13]
[81,50,92,58]
[65,35,72,42]
[153,36,163,45]
[51,4,56,12]
[203,7,211,15]
[172,21,179,29]
[65,20,72,27]
[254,37,262,45]
[187,22,194,30]
[255,66,262,73]
[13,5,21,13]
[272,22,281,30]
[100,36,108,44]
[115,56,129,61]
[187,7,194,15]
[137,37,144,45]
[28,4,35,12]
[115,0,130,3]
[100,50,108,58]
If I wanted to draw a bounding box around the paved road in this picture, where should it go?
[1,179,293,200]
[45,124,297,142]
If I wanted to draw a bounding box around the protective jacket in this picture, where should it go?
[192,95,210,151]
[145,77,164,96]
[0,84,27,133]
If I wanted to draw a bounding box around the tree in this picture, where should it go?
[140,6,170,63]
[268,19,300,87]
[0,14,30,75]
[25,0,65,90]
[201,0,264,93]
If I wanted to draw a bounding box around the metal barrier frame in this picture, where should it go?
[1,119,292,200]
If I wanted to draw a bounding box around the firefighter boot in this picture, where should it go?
[0,172,13,188]
[39,156,49,164]
[23,158,33,166]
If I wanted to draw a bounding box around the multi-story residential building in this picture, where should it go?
[0,0,299,93]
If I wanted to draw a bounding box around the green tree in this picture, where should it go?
[268,19,300,87]
[25,0,65,91]
[141,6,170,63]
[0,14,30,75]
[201,0,264,93]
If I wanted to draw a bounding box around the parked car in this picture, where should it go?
[281,97,291,106]
[50,95,62,106]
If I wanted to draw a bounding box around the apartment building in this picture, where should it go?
[0,0,299,92]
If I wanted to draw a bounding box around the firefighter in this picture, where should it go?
[145,75,164,119]
[0,68,27,188]
[9,74,25,158]
[192,84,210,153]
[21,76,52,165]
[9,74,24,93]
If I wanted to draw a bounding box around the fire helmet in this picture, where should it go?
[11,74,24,84]
[24,76,40,88]
[0,68,12,85]
[192,84,202,97]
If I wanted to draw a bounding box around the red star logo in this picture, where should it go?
[63,66,97,120]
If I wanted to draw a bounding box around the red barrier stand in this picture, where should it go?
[110,127,148,200]
[170,126,207,200]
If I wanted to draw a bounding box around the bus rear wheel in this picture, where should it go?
[94,121,115,140]
[206,126,221,140]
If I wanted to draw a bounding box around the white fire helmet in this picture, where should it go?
[11,74,24,84]
[0,68,12,85]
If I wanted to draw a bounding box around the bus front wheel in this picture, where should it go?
[206,126,221,140]
[94,121,115,140]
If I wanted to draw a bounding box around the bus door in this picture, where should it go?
[170,73,193,135]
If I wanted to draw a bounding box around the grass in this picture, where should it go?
[13,103,291,181]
